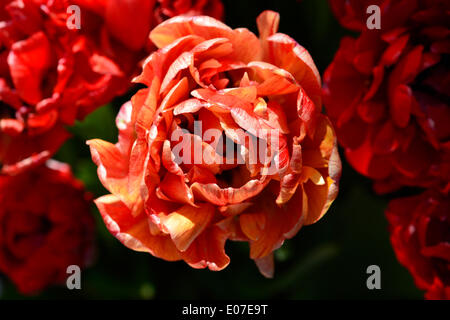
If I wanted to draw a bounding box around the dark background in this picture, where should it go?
[0,0,422,299]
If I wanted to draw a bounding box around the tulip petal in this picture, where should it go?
[7,32,51,105]
[158,172,196,206]
[161,203,215,252]
[87,139,131,202]
[247,187,305,259]
[95,194,181,261]
[390,84,412,128]
[191,177,269,206]
[105,0,153,50]
[257,10,280,42]
[181,225,230,271]
[266,33,322,109]
[1,124,70,175]
[254,253,274,278]
[240,211,266,241]
[150,15,233,48]
[150,15,260,62]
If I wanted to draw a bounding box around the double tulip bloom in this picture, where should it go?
[0,161,94,294]
[326,0,449,299]
[325,0,450,194]
[89,11,341,276]
[0,0,129,175]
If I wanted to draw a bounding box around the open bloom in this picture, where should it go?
[0,0,131,175]
[89,11,341,276]
[324,0,450,193]
[0,160,95,294]
[386,190,450,299]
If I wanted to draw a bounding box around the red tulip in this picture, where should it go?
[0,160,95,294]
[324,0,450,193]
[0,0,129,175]
[89,11,341,276]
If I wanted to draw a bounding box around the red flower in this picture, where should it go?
[324,0,450,193]
[386,190,450,300]
[88,11,341,277]
[0,0,130,175]
[0,160,95,294]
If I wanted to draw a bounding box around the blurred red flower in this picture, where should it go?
[88,11,341,276]
[0,160,95,294]
[386,190,450,300]
[324,0,450,193]
[0,0,129,175]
